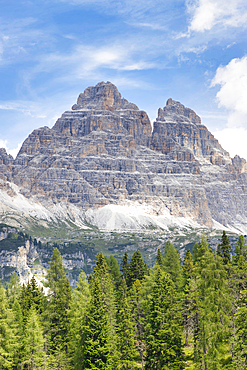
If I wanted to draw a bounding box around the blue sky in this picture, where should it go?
[1,0,247,159]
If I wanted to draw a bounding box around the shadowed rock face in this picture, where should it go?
[2,82,247,230]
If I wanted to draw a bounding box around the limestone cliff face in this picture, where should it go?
[152,99,247,229]
[2,82,247,231]
[151,99,231,166]
[0,148,13,181]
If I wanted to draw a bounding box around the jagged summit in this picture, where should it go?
[72,81,139,111]
[157,98,201,125]
[52,81,151,145]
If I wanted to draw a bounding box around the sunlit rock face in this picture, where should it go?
[1,82,247,231]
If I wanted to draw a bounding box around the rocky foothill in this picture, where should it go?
[1,81,247,232]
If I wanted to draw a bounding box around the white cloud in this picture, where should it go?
[211,56,247,127]
[213,127,247,160]
[0,139,22,159]
[186,0,247,32]
[8,143,23,159]
[0,139,8,150]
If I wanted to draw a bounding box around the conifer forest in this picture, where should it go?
[1,231,247,369]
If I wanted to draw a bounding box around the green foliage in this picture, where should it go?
[217,231,231,265]
[127,249,148,288]
[144,268,185,369]
[1,235,247,370]
[45,248,72,358]
[117,278,138,369]
[234,290,247,367]
[105,254,121,290]
[162,241,183,290]
[233,235,247,264]
[22,306,46,369]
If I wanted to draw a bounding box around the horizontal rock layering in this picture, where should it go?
[1,81,247,230]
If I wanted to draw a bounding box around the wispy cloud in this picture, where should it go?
[186,0,247,33]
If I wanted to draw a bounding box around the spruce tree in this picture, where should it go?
[144,268,184,369]
[127,249,148,288]
[217,230,231,265]
[156,248,162,266]
[81,252,119,369]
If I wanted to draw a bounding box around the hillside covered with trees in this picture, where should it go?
[0,231,247,369]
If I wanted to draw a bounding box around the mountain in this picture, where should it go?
[1,81,247,233]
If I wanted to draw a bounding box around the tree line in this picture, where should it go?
[1,231,247,369]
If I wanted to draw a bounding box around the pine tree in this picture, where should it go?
[23,306,45,369]
[117,278,138,369]
[127,249,148,288]
[217,230,231,265]
[144,268,184,369]
[156,248,162,266]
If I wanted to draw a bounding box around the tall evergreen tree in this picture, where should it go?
[162,241,183,290]
[234,290,247,368]
[69,272,91,370]
[182,250,194,347]
[233,235,247,264]
[144,268,184,370]
[0,283,19,369]
[82,277,112,369]
[129,279,144,368]
[81,252,119,369]
[23,306,45,370]
[127,249,148,288]
[44,248,72,363]
[105,255,121,290]
[156,249,162,266]
[117,278,138,369]
[120,252,129,282]
[217,230,231,265]
[195,250,231,369]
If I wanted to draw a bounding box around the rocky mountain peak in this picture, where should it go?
[157,98,201,125]
[72,81,139,111]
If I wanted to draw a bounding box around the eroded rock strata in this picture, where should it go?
[1,81,247,231]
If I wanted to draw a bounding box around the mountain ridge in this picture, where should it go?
[1,81,247,233]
